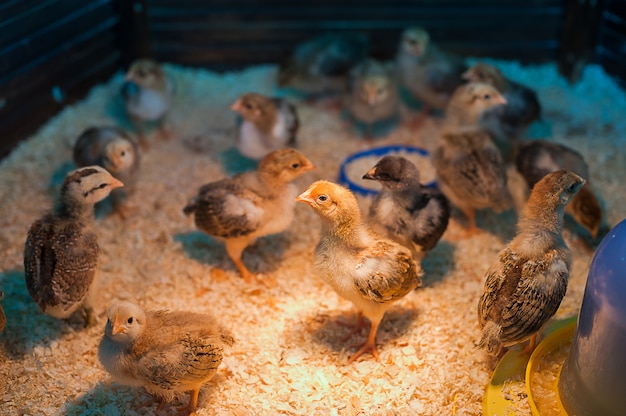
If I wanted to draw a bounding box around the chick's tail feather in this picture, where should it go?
[477,321,502,355]
[183,198,198,216]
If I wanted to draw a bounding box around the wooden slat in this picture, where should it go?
[0,2,118,75]
[148,0,562,7]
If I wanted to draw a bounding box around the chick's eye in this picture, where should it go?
[318,195,328,202]
[120,151,126,157]
[568,183,578,192]
[127,317,134,324]
[291,163,300,169]
[244,103,253,110]
[483,94,491,100]
[137,70,146,78]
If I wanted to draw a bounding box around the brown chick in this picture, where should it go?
[462,62,541,160]
[98,301,234,415]
[230,93,299,160]
[395,26,467,125]
[122,59,173,148]
[183,149,315,285]
[73,126,140,218]
[0,290,5,333]
[296,180,422,363]
[433,84,512,236]
[515,139,602,238]
[477,170,585,356]
[24,166,123,325]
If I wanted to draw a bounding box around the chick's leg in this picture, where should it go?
[348,318,381,363]
[224,240,254,283]
[186,388,200,415]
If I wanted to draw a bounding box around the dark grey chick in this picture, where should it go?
[515,139,602,238]
[24,166,123,325]
[477,170,584,356]
[73,126,139,218]
[363,156,449,260]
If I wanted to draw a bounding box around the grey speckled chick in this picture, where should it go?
[344,59,400,138]
[477,170,584,356]
[183,149,315,285]
[296,181,422,363]
[122,59,173,148]
[515,139,602,238]
[98,301,234,415]
[363,156,449,260]
[73,126,140,218]
[24,166,123,325]
[463,62,541,160]
[278,33,369,99]
[230,93,299,160]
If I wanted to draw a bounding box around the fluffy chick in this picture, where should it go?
[0,291,5,333]
[99,301,234,415]
[24,166,123,324]
[296,181,422,363]
[278,33,369,99]
[434,84,512,235]
[344,59,400,138]
[184,149,315,285]
[463,62,541,159]
[122,59,173,148]
[516,140,602,238]
[363,156,449,260]
[230,93,299,160]
[395,26,467,122]
[477,170,584,355]
[73,126,140,218]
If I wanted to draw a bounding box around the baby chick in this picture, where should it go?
[395,26,467,123]
[184,149,315,285]
[230,93,299,160]
[463,62,541,159]
[344,59,400,138]
[296,181,422,362]
[0,290,5,333]
[516,140,602,238]
[433,84,512,236]
[278,33,369,100]
[477,170,584,355]
[122,59,173,148]
[99,301,234,415]
[73,126,140,218]
[24,166,123,325]
[363,156,449,260]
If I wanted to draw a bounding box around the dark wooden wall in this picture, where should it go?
[597,0,626,89]
[1,0,624,159]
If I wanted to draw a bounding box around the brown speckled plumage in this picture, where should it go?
[516,139,602,238]
[363,156,449,259]
[183,149,315,283]
[296,180,422,362]
[477,170,584,355]
[98,301,234,415]
[23,166,123,323]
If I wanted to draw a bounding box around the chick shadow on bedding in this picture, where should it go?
[174,231,289,275]
[0,270,96,356]
[309,307,419,356]
[420,240,455,286]
[219,147,259,176]
[475,208,518,242]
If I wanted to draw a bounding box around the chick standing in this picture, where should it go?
[515,140,602,238]
[363,156,449,260]
[344,59,400,138]
[433,83,512,235]
[73,126,140,218]
[24,166,123,324]
[122,59,173,148]
[230,93,299,160]
[296,181,422,362]
[98,301,234,415]
[462,62,541,159]
[183,149,315,285]
[477,170,584,355]
[395,26,467,124]
[278,33,369,100]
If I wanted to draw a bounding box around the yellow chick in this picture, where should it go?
[98,301,234,415]
[296,180,422,362]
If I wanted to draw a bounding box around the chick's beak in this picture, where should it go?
[295,189,314,205]
[362,167,377,180]
[302,162,316,172]
[496,95,508,106]
[110,177,124,190]
[230,99,242,112]
[111,315,125,335]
